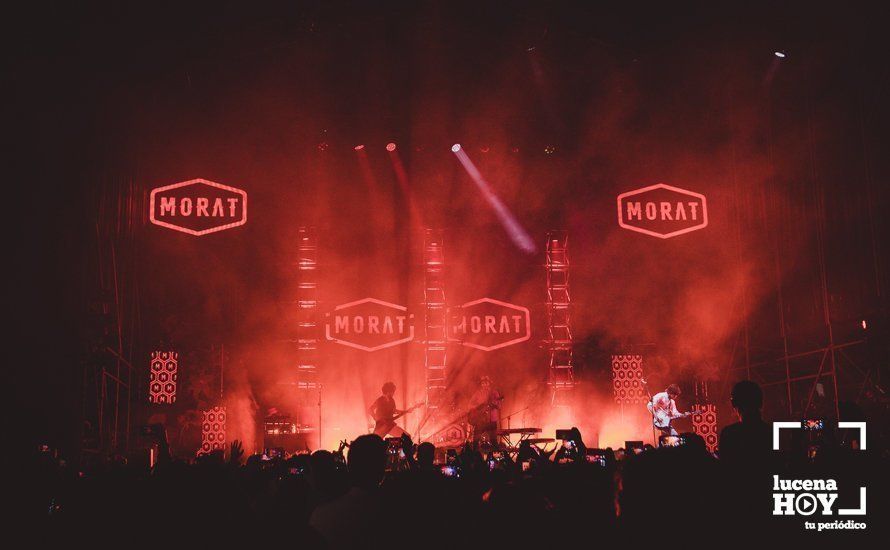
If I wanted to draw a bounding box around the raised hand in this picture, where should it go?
[229,439,244,465]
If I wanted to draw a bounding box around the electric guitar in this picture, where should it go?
[641,378,692,429]
[651,409,694,429]
[372,402,423,436]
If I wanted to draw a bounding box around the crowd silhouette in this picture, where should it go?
[27,381,884,545]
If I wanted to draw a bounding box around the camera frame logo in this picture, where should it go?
[771,421,867,531]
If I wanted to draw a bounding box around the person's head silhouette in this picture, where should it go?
[382,382,396,397]
[731,380,763,421]
[417,442,435,468]
[309,450,337,489]
[347,434,386,489]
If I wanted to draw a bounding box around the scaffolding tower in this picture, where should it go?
[82,179,139,456]
[545,231,575,405]
[294,226,321,445]
[423,229,448,410]
[719,99,880,421]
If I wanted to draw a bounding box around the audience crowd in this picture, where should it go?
[25,382,883,545]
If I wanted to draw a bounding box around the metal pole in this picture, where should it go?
[808,91,841,422]
[111,239,123,450]
[220,344,224,397]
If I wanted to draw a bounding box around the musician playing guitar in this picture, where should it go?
[645,383,693,437]
[369,382,420,437]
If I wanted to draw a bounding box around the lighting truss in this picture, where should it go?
[423,229,447,409]
[545,231,574,405]
[295,226,319,390]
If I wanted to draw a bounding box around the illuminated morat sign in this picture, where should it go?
[149,178,248,236]
[450,298,531,351]
[325,298,415,351]
[617,183,708,238]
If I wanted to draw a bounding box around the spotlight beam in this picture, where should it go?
[354,145,396,236]
[387,147,425,231]
[451,145,537,254]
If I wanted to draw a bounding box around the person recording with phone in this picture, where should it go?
[555,427,587,463]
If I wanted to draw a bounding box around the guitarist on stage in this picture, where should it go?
[370,382,412,437]
[646,383,693,437]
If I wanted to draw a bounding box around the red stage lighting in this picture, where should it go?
[451,143,461,152]
[692,404,718,453]
[354,144,365,151]
[317,142,329,151]
[611,355,647,405]
[386,142,397,152]
[200,406,226,455]
[149,351,178,404]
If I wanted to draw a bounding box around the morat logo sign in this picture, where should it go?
[325,298,415,351]
[450,298,531,351]
[150,178,248,236]
[322,297,531,352]
[617,183,708,239]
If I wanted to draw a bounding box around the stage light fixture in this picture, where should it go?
[317,142,329,151]
[200,406,227,455]
[354,144,365,151]
[611,355,647,405]
[480,146,490,153]
[386,142,397,152]
[451,143,461,152]
[692,404,719,453]
[774,51,786,58]
[149,351,178,404]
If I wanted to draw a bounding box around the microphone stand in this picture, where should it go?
[502,406,530,430]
